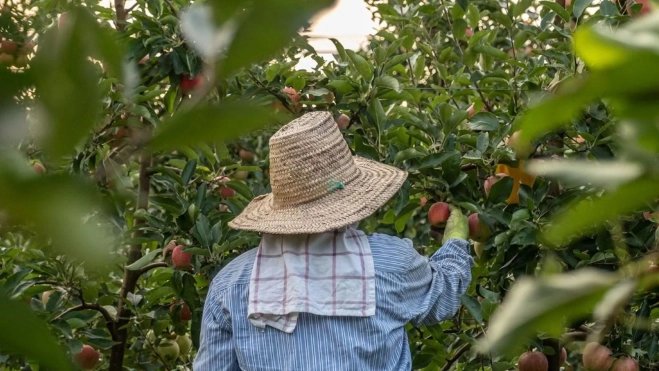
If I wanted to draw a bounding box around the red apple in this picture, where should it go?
[33,162,46,175]
[465,28,474,37]
[428,202,450,226]
[282,87,302,112]
[220,186,235,199]
[468,213,492,242]
[518,351,547,371]
[14,55,28,67]
[336,114,350,130]
[58,13,69,29]
[467,103,476,118]
[170,301,192,322]
[611,356,639,371]
[582,342,614,371]
[239,149,254,162]
[1,40,17,53]
[73,345,100,370]
[560,347,567,365]
[172,245,192,270]
[419,197,428,207]
[627,0,651,15]
[0,53,13,65]
[180,74,203,94]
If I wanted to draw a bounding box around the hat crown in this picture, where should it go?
[268,112,358,208]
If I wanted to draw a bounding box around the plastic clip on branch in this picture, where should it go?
[326,179,345,192]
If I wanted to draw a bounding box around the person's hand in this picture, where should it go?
[442,206,468,243]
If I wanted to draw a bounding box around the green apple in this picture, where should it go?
[175,334,192,357]
[156,339,179,362]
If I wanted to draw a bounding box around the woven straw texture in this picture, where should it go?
[228,111,407,234]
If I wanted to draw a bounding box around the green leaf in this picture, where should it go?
[329,38,349,62]
[468,112,500,131]
[456,0,468,10]
[513,0,534,17]
[126,249,163,271]
[542,178,659,247]
[572,0,594,18]
[327,79,355,94]
[0,295,72,369]
[476,268,619,357]
[367,98,387,134]
[539,1,571,22]
[488,176,514,204]
[346,50,374,82]
[394,148,425,165]
[415,152,456,170]
[181,159,198,185]
[599,0,619,15]
[220,0,335,76]
[473,45,510,61]
[374,75,402,93]
[461,294,484,323]
[193,214,212,249]
[148,102,278,151]
[225,180,254,200]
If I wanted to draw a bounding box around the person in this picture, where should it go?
[193,111,474,371]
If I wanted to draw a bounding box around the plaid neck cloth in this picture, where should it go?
[248,224,376,333]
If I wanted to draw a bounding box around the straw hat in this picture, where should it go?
[228,111,407,234]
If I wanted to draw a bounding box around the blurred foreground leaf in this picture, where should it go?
[0,296,72,370]
[516,14,659,147]
[31,7,125,159]
[477,268,618,357]
[219,0,336,76]
[526,159,643,189]
[148,101,280,151]
[541,178,659,247]
[0,151,113,267]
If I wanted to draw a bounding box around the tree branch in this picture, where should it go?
[440,331,484,371]
[109,137,152,371]
[54,303,118,341]
[114,0,127,31]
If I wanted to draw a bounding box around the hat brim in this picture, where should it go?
[228,157,408,234]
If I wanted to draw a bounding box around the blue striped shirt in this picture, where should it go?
[193,234,473,371]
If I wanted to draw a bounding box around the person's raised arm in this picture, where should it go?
[193,287,240,371]
[405,207,474,326]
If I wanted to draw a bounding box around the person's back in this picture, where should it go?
[194,233,472,371]
[193,112,473,371]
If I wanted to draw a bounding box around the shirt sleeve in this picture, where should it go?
[404,238,474,327]
[193,286,240,371]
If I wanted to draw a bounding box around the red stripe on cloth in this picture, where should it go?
[350,229,368,316]
[253,240,264,308]
[281,235,287,314]
[259,250,367,258]
[305,234,311,312]
[332,230,338,316]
